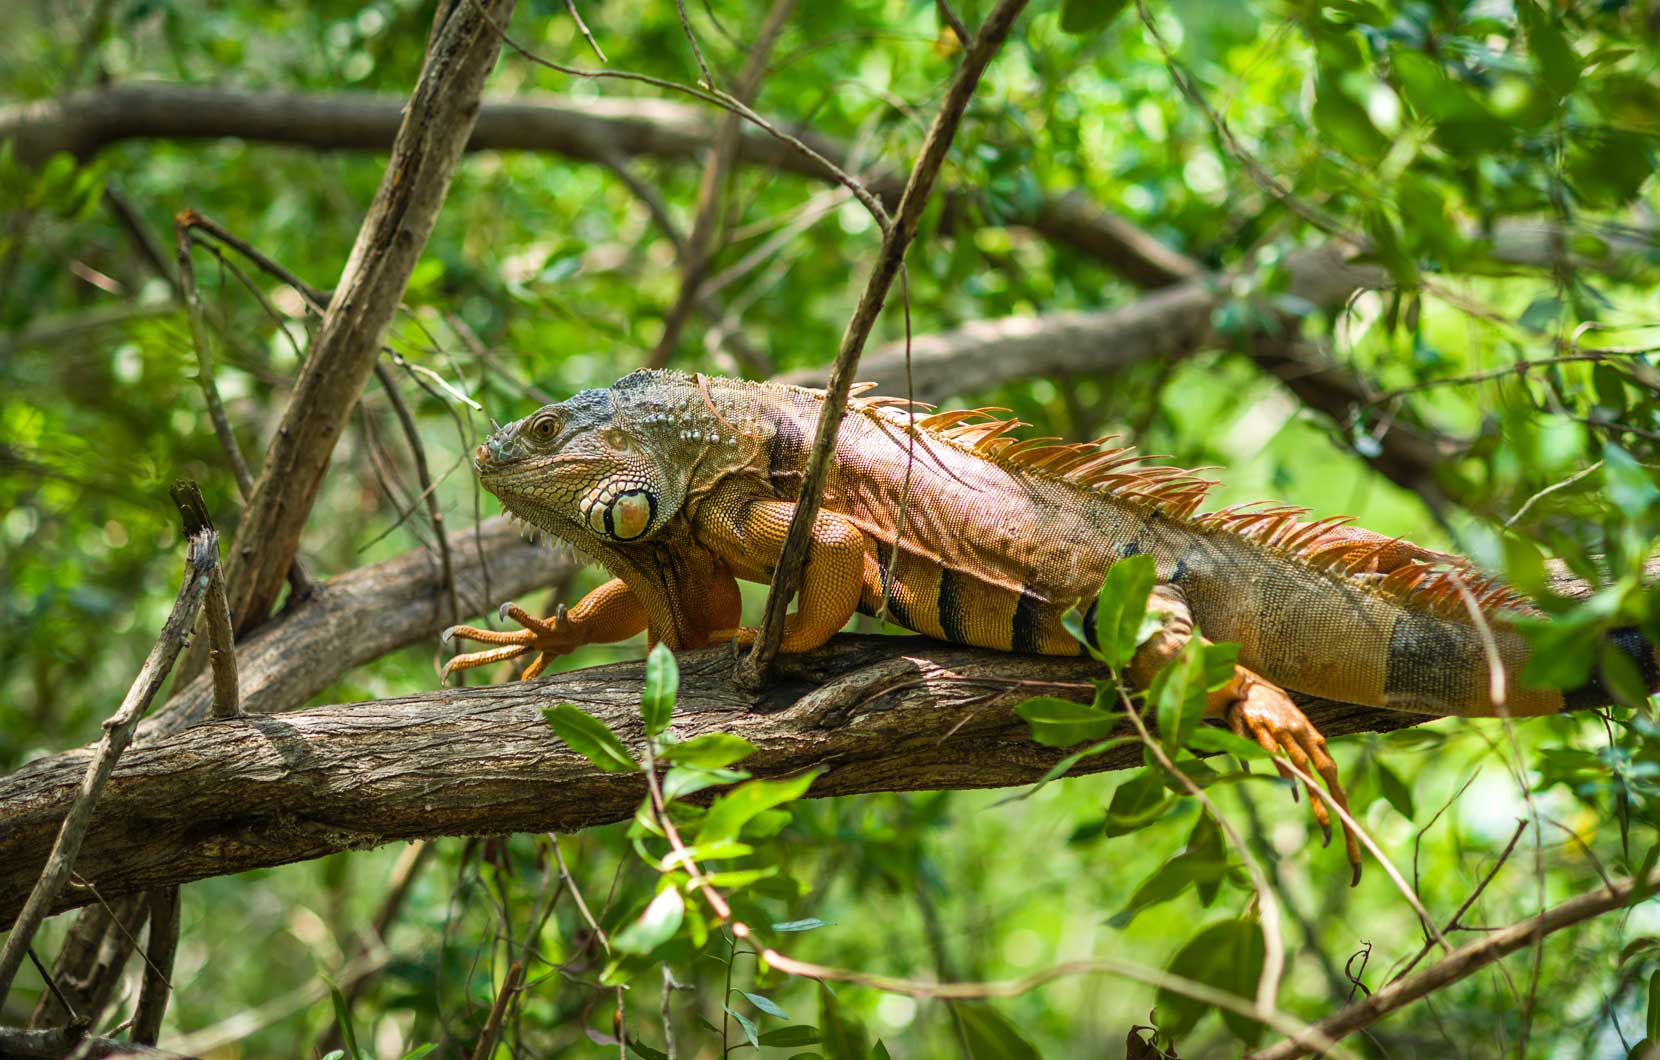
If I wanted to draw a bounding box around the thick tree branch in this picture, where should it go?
[140,514,573,743]
[0,633,1435,924]
[219,3,514,634]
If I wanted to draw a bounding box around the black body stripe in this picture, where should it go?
[766,415,806,496]
[937,568,969,644]
[1012,586,1043,653]
[1563,626,1660,709]
[1384,611,1471,713]
[1082,597,1100,649]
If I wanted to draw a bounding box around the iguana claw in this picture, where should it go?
[441,601,582,682]
[1225,675,1363,886]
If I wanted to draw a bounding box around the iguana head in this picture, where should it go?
[475,384,688,551]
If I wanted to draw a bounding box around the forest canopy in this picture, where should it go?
[3,0,1660,1057]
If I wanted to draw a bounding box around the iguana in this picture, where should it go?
[443,369,1655,878]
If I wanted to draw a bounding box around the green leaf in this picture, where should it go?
[1105,767,1175,837]
[994,735,1138,804]
[1312,76,1386,160]
[1109,849,1233,928]
[544,704,637,773]
[698,771,821,845]
[662,765,751,802]
[612,886,685,954]
[773,917,834,932]
[1376,762,1416,821]
[1092,554,1159,669]
[660,732,757,769]
[1015,695,1119,748]
[1648,969,1660,1042]
[1605,444,1660,518]
[398,1046,438,1060]
[819,982,869,1060]
[630,1041,670,1060]
[726,1006,761,1049]
[1157,918,1268,1045]
[953,1002,1041,1060]
[328,980,361,1059]
[739,989,789,1019]
[1185,727,1272,760]
[758,1026,823,1047]
[642,641,678,736]
[1515,0,1580,100]
[1059,0,1130,35]
[1150,637,1210,753]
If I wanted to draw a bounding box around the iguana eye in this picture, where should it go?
[528,411,562,441]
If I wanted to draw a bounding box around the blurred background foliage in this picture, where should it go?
[3,0,1660,1055]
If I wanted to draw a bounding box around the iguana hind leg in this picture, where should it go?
[702,498,867,653]
[1130,584,1362,883]
[441,578,648,681]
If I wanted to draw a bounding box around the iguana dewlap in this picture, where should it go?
[443,370,1654,878]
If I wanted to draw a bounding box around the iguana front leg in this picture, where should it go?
[441,578,649,681]
[701,498,867,653]
[1129,584,1362,882]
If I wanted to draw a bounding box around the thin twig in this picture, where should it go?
[1247,868,1660,1060]
[171,483,241,718]
[565,0,606,62]
[673,0,715,89]
[0,521,217,995]
[1392,820,1528,984]
[376,362,462,625]
[175,214,256,499]
[647,0,796,369]
[469,960,525,1060]
[464,0,891,230]
[737,0,1031,688]
[132,885,181,1046]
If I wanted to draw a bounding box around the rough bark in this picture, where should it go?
[141,514,574,742]
[219,3,515,634]
[0,633,1430,923]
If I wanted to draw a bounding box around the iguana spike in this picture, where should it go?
[847,381,880,398]
[998,436,1064,460]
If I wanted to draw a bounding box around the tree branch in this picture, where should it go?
[0,633,1442,924]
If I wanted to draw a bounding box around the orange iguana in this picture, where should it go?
[443,369,1655,877]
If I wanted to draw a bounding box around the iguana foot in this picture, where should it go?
[442,602,581,682]
[1223,672,1363,885]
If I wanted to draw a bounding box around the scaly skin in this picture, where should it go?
[444,370,1657,881]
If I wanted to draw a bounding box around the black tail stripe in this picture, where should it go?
[1012,586,1043,653]
[938,568,969,644]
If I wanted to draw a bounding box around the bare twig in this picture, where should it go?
[470,960,525,1060]
[565,0,606,62]
[174,214,256,499]
[1248,868,1660,1060]
[1392,820,1528,984]
[647,0,796,369]
[376,363,462,626]
[131,885,181,1045]
[0,519,217,996]
[738,0,1031,687]
[171,483,241,719]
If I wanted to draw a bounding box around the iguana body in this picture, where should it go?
[445,370,1654,873]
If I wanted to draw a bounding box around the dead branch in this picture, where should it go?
[0,525,217,996]
[218,1,516,635]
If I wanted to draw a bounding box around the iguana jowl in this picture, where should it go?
[444,369,1656,876]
